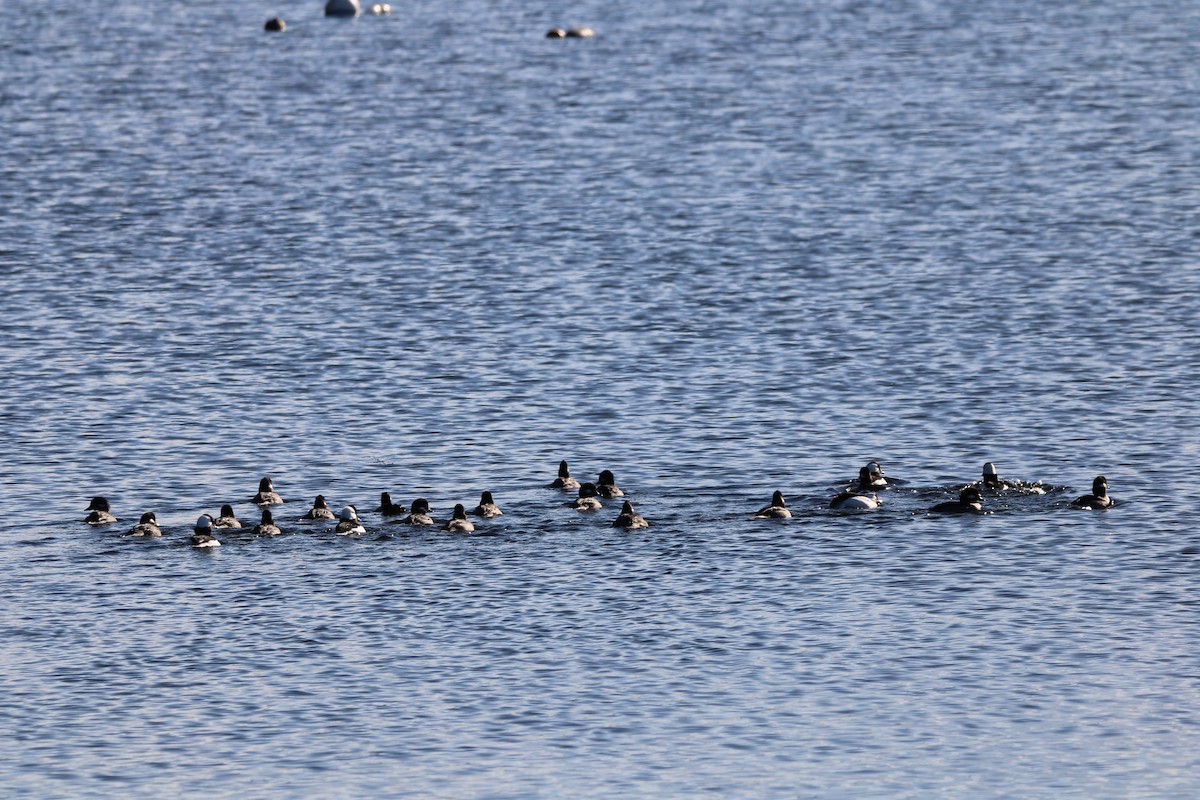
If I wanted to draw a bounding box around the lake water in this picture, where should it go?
[2,0,1198,796]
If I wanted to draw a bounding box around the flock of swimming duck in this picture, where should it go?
[81,460,1114,549]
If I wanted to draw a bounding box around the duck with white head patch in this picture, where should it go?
[830,467,881,511]
[335,506,365,535]
[192,514,221,548]
[127,512,162,537]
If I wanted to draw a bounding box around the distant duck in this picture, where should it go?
[302,495,337,521]
[251,477,284,506]
[253,509,283,536]
[85,496,118,525]
[570,482,603,511]
[127,512,162,537]
[325,0,361,17]
[753,490,792,519]
[398,498,435,525]
[191,514,221,548]
[471,491,503,518]
[566,27,595,38]
[865,460,892,488]
[335,505,365,535]
[548,460,581,491]
[981,462,1046,494]
[830,467,881,511]
[263,17,285,32]
[597,470,624,498]
[214,504,242,528]
[446,504,475,532]
[930,486,984,514]
[545,28,566,38]
[1071,476,1113,509]
[375,491,406,516]
[613,500,648,529]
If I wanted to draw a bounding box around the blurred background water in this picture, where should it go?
[1,0,1198,796]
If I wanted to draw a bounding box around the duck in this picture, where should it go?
[375,492,406,516]
[930,486,984,514]
[864,460,893,488]
[597,470,624,498]
[570,482,603,511]
[446,504,476,532]
[981,462,1006,491]
[214,504,242,528]
[85,496,118,525]
[335,505,366,535]
[127,512,162,537]
[263,17,285,31]
[397,498,435,525]
[251,477,284,506]
[612,500,648,529]
[302,495,337,521]
[545,27,566,38]
[324,0,361,17]
[191,514,221,548]
[980,461,1046,494]
[830,467,881,511]
[470,491,503,518]
[566,27,595,38]
[1071,476,1113,509]
[548,460,581,491]
[753,490,792,519]
[253,509,283,536]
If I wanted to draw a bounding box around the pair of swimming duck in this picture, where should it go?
[550,461,649,528]
[753,462,1113,517]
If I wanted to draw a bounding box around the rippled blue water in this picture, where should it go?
[2,0,1199,796]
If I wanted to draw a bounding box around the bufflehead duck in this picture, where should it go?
[127,512,162,537]
[302,495,336,521]
[335,505,366,535]
[253,509,283,536]
[214,504,242,528]
[375,492,406,516]
[85,496,118,525]
[613,500,648,529]
[192,514,221,548]
[545,28,566,38]
[324,0,361,17]
[446,504,476,532]
[251,477,284,506]
[397,498,435,525]
[930,486,984,514]
[597,470,624,498]
[470,491,503,518]
[566,26,595,38]
[570,482,603,511]
[830,467,881,511]
[753,490,792,519]
[1071,476,1113,509]
[264,17,285,31]
[979,462,1046,494]
[548,460,581,491]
